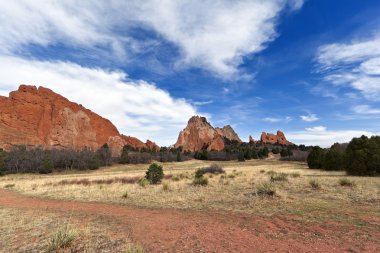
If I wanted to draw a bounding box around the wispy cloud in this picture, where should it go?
[0,0,304,78]
[305,126,326,132]
[300,113,319,122]
[263,116,292,123]
[193,100,214,106]
[352,105,380,115]
[316,35,380,101]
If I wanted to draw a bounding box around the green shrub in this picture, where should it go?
[238,152,245,162]
[48,224,76,251]
[309,179,321,189]
[172,175,180,181]
[307,146,325,169]
[339,178,356,187]
[122,191,128,199]
[193,176,208,186]
[145,163,164,184]
[256,182,276,196]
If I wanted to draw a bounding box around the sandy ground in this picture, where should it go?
[1,189,379,253]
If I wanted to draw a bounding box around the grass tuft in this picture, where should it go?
[162,182,170,191]
[339,178,356,187]
[123,244,145,253]
[269,173,288,182]
[309,179,321,189]
[256,181,276,196]
[48,224,76,251]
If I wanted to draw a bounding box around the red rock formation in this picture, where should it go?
[249,135,255,143]
[174,116,242,151]
[0,85,158,155]
[215,125,242,142]
[260,130,292,145]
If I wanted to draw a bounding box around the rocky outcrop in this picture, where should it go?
[249,135,255,143]
[215,125,242,143]
[260,131,292,145]
[0,85,158,155]
[174,116,241,151]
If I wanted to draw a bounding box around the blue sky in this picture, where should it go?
[0,0,380,146]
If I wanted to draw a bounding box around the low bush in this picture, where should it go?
[197,164,225,175]
[256,181,276,196]
[193,176,208,186]
[309,179,321,189]
[4,183,15,189]
[145,163,164,184]
[338,178,356,187]
[122,191,128,199]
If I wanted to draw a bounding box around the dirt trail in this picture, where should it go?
[0,190,377,253]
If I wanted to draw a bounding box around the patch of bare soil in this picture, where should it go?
[0,190,378,253]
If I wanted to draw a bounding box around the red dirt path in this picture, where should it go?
[0,190,378,252]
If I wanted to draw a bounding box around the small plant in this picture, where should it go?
[291,172,301,178]
[145,163,164,184]
[4,183,15,188]
[172,175,180,181]
[269,173,288,182]
[339,178,356,187]
[122,244,145,253]
[122,191,128,199]
[266,170,276,176]
[138,178,149,187]
[193,176,208,186]
[193,169,208,186]
[309,179,321,189]
[260,170,265,173]
[48,224,76,251]
[162,182,170,191]
[256,181,276,196]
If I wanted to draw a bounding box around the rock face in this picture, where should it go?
[0,85,158,155]
[174,116,241,151]
[260,131,291,145]
[215,125,242,143]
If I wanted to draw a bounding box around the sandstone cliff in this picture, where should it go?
[0,85,159,155]
[174,116,241,151]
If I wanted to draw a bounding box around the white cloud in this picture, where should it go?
[352,105,380,115]
[316,35,380,101]
[0,56,199,146]
[288,129,376,147]
[305,126,326,132]
[263,116,292,123]
[300,114,319,122]
[0,0,304,78]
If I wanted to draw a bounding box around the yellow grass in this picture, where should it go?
[1,159,379,220]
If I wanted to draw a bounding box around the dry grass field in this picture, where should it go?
[1,158,380,252]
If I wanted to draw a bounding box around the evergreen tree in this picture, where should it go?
[307,146,325,169]
[120,145,129,164]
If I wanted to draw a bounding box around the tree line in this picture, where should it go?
[307,135,380,176]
